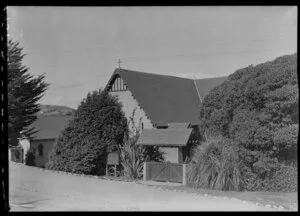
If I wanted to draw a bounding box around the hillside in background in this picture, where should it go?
[37,105,76,116]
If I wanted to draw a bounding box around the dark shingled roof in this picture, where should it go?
[108,68,202,125]
[30,115,72,140]
[107,68,227,126]
[194,76,228,101]
[136,128,193,146]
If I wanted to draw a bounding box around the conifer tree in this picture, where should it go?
[8,39,49,146]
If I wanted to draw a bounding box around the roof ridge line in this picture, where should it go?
[116,68,194,81]
[193,79,202,104]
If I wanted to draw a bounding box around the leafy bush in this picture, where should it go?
[46,89,128,175]
[119,109,164,180]
[242,164,298,192]
[187,136,242,191]
[25,149,36,166]
[262,164,298,192]
[273,124,298,164]
[198,53,298,191]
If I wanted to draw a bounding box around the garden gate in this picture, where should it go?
[144,162,184,183]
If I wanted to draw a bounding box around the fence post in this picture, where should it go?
[21,149,24,163]
[143,162,148,181]
[182,163,187,185]
[8,149,11,162]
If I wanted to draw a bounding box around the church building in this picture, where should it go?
[106,68,227,163]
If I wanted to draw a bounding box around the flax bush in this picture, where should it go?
[118,109,164,180]
[187,136,242,191]
[119,136,145,180]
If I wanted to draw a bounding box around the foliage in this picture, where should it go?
[261,164,298,192]
[118,109,164,180]
[199,53,298,191]
[46,89,128,175]
[8,39,49,146]
[273,124,298,164]
[187,136,242,191]
[25,149,36,166]
[241,163,298,192]
[119,135,144,180]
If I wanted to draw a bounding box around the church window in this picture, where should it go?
[109,76,127,92]
[116,77,119,90]
[120,78,124,89]
[38,144,43,157]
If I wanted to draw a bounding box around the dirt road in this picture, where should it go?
[9,163,281,211]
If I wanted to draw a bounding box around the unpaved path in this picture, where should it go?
[9,163,281,211]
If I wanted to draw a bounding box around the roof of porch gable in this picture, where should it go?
[136,128,193,146]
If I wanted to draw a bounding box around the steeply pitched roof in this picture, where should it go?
[106,68,227,126]
[108,68,202,125]
[194,76,228,101]
[30,115,72,140]
[136,128,193,146]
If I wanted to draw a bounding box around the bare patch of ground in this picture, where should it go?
[9,162,296,211]
[138,181,297,211]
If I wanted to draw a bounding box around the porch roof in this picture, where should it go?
[136,128,193,146]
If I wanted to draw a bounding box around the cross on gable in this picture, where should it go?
[118,59,122,68]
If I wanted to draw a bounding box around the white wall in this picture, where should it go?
[110,90,153,130]
[159,147,182,163]
[19,138,30,162]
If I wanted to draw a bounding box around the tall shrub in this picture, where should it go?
[46,89,128,175]
[25,149,36,166]
[199,53,298,191]
[187,136,242,191]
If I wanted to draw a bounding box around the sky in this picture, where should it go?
[7,6,297,109]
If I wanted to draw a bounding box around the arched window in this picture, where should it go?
[38,144,43,157]
[120,78,124,90]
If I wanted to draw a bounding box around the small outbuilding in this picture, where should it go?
[9,145,24,163]
[18,115,72,168]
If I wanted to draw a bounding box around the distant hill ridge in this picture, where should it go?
[37,104,76,116]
